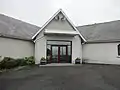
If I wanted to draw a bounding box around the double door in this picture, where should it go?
[51,45,68,63]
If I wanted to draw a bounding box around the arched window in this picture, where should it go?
[118,44,120,55]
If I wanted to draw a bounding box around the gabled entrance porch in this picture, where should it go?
[34,9,83,64]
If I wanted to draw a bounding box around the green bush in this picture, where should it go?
[41,57,46,61]
[75,57,81,64]
[0,56,35,69]
[75,57,81,60]
[24,56,35,65]
[16,58,27,66]
[0,57,18,69]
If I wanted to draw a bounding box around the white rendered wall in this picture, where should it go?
[83,43,120,65]
[0,37,34,61]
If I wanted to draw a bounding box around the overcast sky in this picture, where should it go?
[0,0,120,26]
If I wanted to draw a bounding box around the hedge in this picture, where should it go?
[0,56,35,69]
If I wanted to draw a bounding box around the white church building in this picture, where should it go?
[0,9,120,65]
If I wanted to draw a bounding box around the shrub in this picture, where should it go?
[75,57,81,64]
[41,57,46,60]
[16,58,27,66]
[0,56,35,69]
[75,58,81,60]
[40,57,46,65]
[24,56,35,65]
[40,57,46,62]
[0,57,18,69]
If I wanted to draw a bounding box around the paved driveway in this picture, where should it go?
[0,64,120,90]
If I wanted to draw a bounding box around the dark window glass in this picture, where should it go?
[118,44,120,55]
[46,45,51,63]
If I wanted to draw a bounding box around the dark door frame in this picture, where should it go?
[51,45,68,63]
[47,40,72,63]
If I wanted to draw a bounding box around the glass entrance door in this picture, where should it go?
[51,46,58,63]
[51,45,68,63]
[47,41,72,63]
[59,46,67,63]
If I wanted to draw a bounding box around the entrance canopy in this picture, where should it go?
[44,29,79,36]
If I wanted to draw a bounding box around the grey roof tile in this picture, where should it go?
[1,13,120,43]
[0,14,40,40]
[77,20,120,42]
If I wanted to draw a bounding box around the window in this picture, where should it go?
[118,44,120,55]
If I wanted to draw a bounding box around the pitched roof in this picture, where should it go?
[77,20,120,43]
[32,9,86,42]
[0,14,40,40]
[1,13,120,43]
